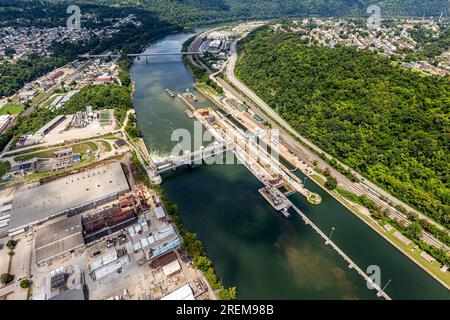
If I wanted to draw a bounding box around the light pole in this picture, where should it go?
[377,279,392,297]
[326,227,335,245]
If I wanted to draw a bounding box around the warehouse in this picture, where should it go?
[35,115,66,137]
[161,284,195,300]
[0,115,12,134]
[8,162,130,233]
[34,215,85,265]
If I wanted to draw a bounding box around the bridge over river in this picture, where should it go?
[154,142,233,174]
[79,52,203,59]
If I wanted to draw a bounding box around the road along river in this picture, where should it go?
[131,29,450,299]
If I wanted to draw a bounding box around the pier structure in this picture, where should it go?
[145,153,163,185]
[291,205,392,300]
[153,88,392,300]
[121,118,162,185]
[154,92,233,175]
[169,92,317,215]
[156,90,317,216]
[212,110,314,201]
[258,186,291,212]
[202,91,321,204]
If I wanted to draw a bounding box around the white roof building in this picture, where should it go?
[162,260,181,277]
[154,206,166,219]
[161,284,194,300]
[9,162,130,232]
[209,40,221,49]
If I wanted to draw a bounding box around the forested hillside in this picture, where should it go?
[52,0,449,25]
[235,27,450,227]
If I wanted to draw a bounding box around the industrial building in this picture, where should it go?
[161,284,195,300]
[49,289,86,300]
[153,206,166,220]
[51,148,79,171]
[35,115,66,137]
[114,139,127,149]
[9,161,36,176]
[82,204,137,244]
[8,162,130,233]
[34,215,85,265]
[129,219,182,261]
[0,115,12,133]
[209,39,222,52]
[89,248,130,281]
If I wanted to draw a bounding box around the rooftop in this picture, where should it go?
[161,284,194,301]
[49,288,86,300]
[34,215,82,249]
[35,233,84,265]
[9,162,130,231]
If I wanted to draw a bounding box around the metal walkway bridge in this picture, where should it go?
[155,142,233,174]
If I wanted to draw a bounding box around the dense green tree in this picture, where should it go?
[0,273,14,285]
[404,221,424,240]
[325,176,338,190]
[219,286,237,300]
[19,278,32,289]
[236,28,450,227]
[6,239,16,250]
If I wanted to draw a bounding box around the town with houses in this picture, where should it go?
[281,17,450,76]
[0,14,140,62]
[0,57,120,137]
[0,15,217,297]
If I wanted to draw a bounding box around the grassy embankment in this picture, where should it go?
[0,104,24,115]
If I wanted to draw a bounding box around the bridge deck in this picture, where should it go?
[155,143,232,174]
[80,52,202,58]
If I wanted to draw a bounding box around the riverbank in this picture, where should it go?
[309,175,450,290]
[127,35,237,299]
[222,75,450,289]
[128,151,236,300]
[189,72,450,290]
[131,29,450,299]
[185,46,450,289]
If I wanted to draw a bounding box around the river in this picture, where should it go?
[131,29,450,300]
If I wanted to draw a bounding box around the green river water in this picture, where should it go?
[131,30,450,300]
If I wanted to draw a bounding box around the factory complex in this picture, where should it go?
[0,158,214,301]
[6,162,130,233]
